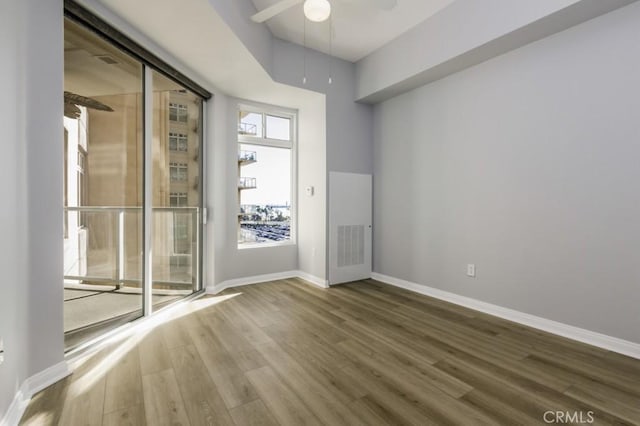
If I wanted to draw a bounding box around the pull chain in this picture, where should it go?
[303,12,307,85]
[328,13,333,85]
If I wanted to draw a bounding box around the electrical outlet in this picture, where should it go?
[467,264,476,277]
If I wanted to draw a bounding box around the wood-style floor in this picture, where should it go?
[20,279,640,425]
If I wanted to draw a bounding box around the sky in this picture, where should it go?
[239,113,292,206]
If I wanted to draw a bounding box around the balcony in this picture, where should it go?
[238,149,257,165]
[63,206,200,348]
[238,177,257,190]
[238,122,257,136]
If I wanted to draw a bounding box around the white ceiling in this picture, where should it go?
[250,0,456,62]
[91,0,325,108]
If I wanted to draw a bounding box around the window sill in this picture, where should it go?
[238,240,296,250]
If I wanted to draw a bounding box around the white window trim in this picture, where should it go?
[237,102,297,249]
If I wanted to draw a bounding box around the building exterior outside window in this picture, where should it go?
[237,106,296,246]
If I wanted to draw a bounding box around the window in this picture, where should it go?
[170,162,188,181]
[169,132,188,152]
[237,106,295,246]
[238,111,262,137]
[170,192,188,207]
[265,115,291,140]
[173,213,191,254]
[170,103,188,123]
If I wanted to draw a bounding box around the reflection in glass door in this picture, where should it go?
[63,18,144,349]
[63,14,206,350]
[151,71,203,309]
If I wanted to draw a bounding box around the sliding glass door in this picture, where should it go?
[63,15,206,350]
[151,71,203,310]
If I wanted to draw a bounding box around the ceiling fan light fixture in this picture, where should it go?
[304,0,331,22]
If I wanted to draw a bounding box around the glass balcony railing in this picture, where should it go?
[238,122,257,136]
[64,206,200,289]
[238,177,257,189]
[238,150,257,164]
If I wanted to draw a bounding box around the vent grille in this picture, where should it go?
[337,225,365,268]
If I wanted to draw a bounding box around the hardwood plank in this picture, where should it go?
[279,339,368,401]
[434,357,633,424]
[527,352,640,397]
[199,310,257,354]
[161,316,195,350]
[141,368,191,426]
[216,299,274,347]
[459,390,541,425]
[103,347,143,414]
[604,351,640,377]
[21,279,640,426]
[232,349,269,373]
[564,383,640,424]
[254,341,367,425]
[339,363,443,425]
[58,374,107,426]
[354,393,432,426]
[188,320,259,409]
[138,328,173,376]
[347,397,394,426]
[336,315,447,363]
[103,404,146,426]
[229,399,278,426]
[337,339,495,425]
[168,344,235,426]
[19,378,70,426]
[245,366,322,426]
[337,338,472,399]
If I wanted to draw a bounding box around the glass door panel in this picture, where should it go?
[151,71,202,309]
[63,18,144,349]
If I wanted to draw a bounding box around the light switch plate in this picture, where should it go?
[467,264,476,277]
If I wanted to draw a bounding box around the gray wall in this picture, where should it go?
[0,0,65,417]
[272,39,374,175]
[373,2,640,344]
[0,0,28,416]
[24,0,65,376]
[206,0,374,176]
[271,40,374,280]
[354,0,637,103]
[211,96,298,283]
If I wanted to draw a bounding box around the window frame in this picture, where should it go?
[237,102,297,249]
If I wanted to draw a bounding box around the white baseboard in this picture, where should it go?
[1,386,28,426]
[371,272,640,360]
[295,270,330,289]
[207,270,328,294]
[1,361,70,426]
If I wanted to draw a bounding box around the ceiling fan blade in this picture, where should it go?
[342,0,397,11]
[251,0,303,23]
